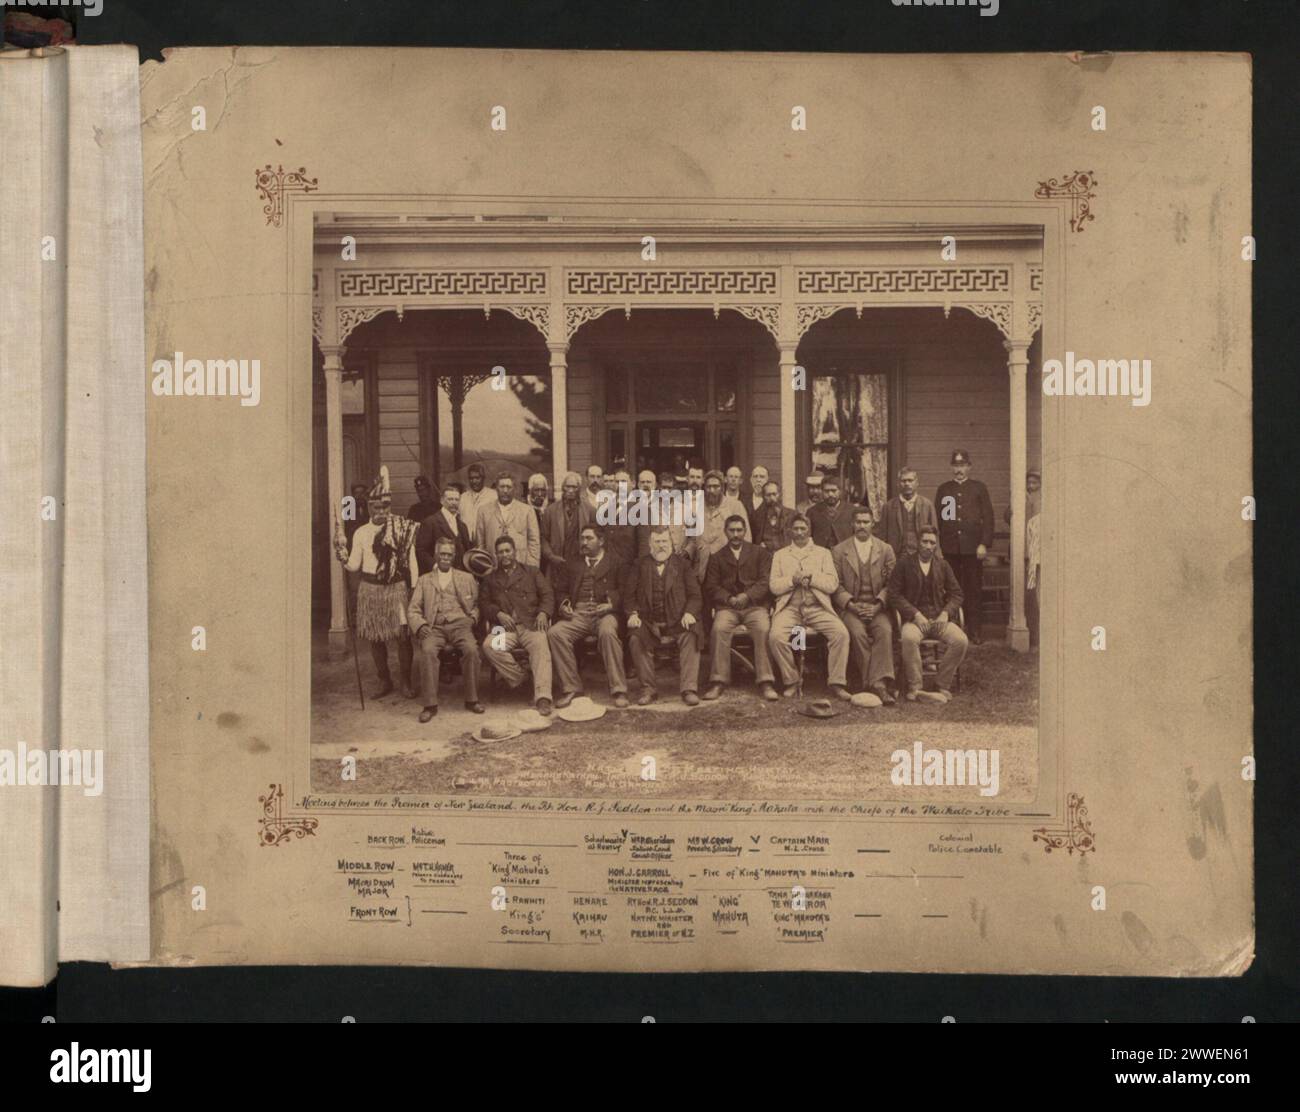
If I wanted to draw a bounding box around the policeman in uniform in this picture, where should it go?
[934,448,994,644]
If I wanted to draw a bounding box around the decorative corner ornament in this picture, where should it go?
[1034,170,1097,234]
[255,164,319,227]
[1032,793,1096,856]
[258,784,320,846]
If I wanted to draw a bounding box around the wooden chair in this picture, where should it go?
[891,607,965,694]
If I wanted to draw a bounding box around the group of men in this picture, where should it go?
[333,446,1031,722]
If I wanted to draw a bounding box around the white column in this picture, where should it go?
[322,345,349,648]
[1005,338,1031,652]
[779,345,798,503]
[548,341,569,486]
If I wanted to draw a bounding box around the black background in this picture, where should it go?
[2,0,1295,1023]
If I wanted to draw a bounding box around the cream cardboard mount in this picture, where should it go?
[0,45,1252,984]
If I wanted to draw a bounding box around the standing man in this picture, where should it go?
[796,472,824,516]
[686,464,705,492]
[694,470,750,584]
[1008,468,1043,649]
[703,515,777,701]
[458,463,489,541]
[547,524,630,709]
[541,471,592,573]
[415,485,472,575]
[408,537,484,720]
[582,464,605,513]
[832,508,897,704]
[807,476,855,550]
[882,466,940,559]
[407,475,440,525]
[724,466,745,505]
[601,470,638,568]
[746,464,770,534]
[526,473,551,532]
[637,470,657,495]
[753,480,798,552]
[344,482,370,546]
[888,524,968,703]
[476,472,541,569]
[935,449,994,645]
[480,535,555,716]
[626,527,703,706]
[336,467,419,700]
[657,471,676,492]
[767,515,851,701]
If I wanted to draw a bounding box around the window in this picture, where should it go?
[810,372,890,513]
[635,363,708,412]
[433,370,552,483]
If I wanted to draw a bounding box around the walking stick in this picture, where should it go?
[333,502,366,710]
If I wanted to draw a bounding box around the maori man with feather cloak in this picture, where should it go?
[336,466,420,699]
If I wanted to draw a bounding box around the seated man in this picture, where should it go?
[888,524,968,704]
[480,536,555,716]
[408,537,485,721]
[546,524,630,709]
[832,507,897,705]
[703,514,777,701]
[767,515,851,700]
[625,527,703,706]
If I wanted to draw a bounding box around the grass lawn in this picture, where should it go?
[311,635,1038,801]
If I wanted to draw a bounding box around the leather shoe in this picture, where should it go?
[682,690,700,706]
[418,706,438,723]
[536,698,553,716]
[371,683,394,700]
[871,683,896,706]
[759,682,779,701]
[781,686,798,699]
[830,684,853,702]
[636,690,657,706]
[465,701,486,714]
[555,692,576,709]
[613,694,630,709]
[702,683,724,701]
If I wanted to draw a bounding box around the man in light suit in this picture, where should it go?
[767,515,851,700]
[475,472,541,568]
[832,507,897,704]
[408,537,484,721]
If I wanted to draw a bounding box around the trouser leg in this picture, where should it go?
[449,622,480,702]
[396,631,413,689]
[768,607,800,688]
[899,622,923,692]
[740,607,774,684]
[677,629,700,693]
[804,608,850,688]
[596,613,628,695]
[482,629,527,688]
[708,608,740,684]
[546,612,589,696]
[957,555,982,638]
[519,629,552,701]
[868,610,895,687]
[416,628,447,705]
[842,611,871,689]
[935,622,969,692]
[629,624,658,693]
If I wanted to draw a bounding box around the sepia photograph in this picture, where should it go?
[308,211,1044,800]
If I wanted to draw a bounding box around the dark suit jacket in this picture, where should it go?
[831,535,897,611]
[702,540,772,610]
[934,478,995,555]
[555,551,625,613]
[887,553,964,624]
[751,504,799,552]
[481,563,555,631]
[808,500,856,550]
[416,511,472,575]
[540,498,592,568]
[603,522,637,569]
[880,494,940,558]
[626,554,703,646]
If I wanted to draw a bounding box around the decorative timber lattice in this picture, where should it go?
[962,302,1015,339]
[566,269,779,297]
[338,270,548,298]
[797,266,1011,296]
